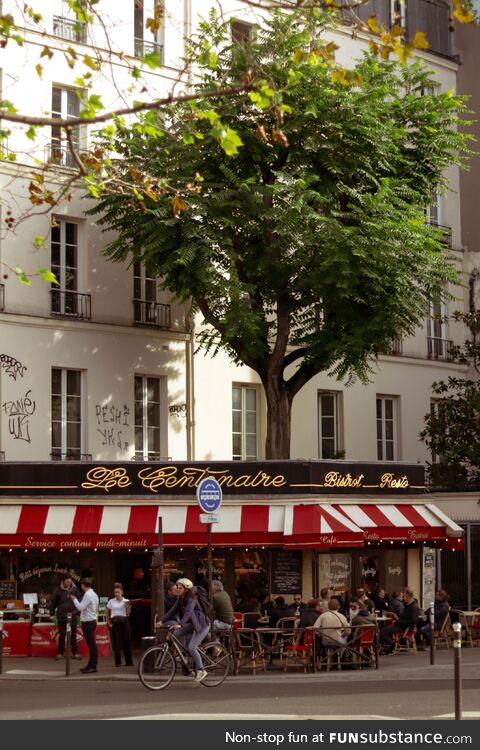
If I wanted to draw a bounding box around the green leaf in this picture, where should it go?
[38,267,59,284]
[25,126,37,141]
[219,127,243,156]
[33,236,45,249]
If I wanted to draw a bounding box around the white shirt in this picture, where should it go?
[73,588,99,622]
[107,597,129,618]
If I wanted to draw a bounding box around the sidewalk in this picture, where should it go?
[0,647,478,682]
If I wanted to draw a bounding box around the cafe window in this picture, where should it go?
[134,375,165,460]
[318,391,341,459]
[376,396,397,461]
[51,85,82,167]
[51,368,84,459]
[232,384,258,461]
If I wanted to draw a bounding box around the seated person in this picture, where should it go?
[419,590,450,646]
[371,587,389,614]
[268,596,295,628]
[314,598,350,652]
[381,588,419,652]
[299,598,323,629]
[349,600,376,626]
[387,591,404,619]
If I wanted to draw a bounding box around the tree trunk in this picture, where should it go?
[264,377,292,459]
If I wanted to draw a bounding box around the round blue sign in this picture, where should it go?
[197,477,223,513]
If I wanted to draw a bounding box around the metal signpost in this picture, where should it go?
[429,600,435,665]
[453,621,462,720]
[150,517,164,634]
[65,612,72,677]
[197,477,223,614]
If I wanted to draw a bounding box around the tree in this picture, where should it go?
[421,305,480,490]
[92,9,472,459]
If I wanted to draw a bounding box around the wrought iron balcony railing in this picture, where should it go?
[131,453,172,462]
[51,289,92,320]
[133,299,170,329]
[134,37,164,61]
[46,142,85,170]
[427,336,453,361]
[429,221,453,249]
[51,452,92,461]
[53,16,87,43]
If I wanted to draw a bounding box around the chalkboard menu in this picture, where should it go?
[271,550,302,595]
[0,580,17,600]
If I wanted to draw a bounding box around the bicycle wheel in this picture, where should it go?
[200,642,230,687]
[138,645,175,691]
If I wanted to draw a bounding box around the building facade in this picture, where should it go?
[0,0,473,628]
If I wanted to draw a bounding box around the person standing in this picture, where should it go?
[50,574,82,661]
[106,583,133,667]
[212,580,234,631]
[72,578,99,674]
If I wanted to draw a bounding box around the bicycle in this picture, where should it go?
[138,626,230,691]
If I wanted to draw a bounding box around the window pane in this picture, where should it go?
[147,377,160,402]
[232,433,241,458]
[65,222,77,246]
[52,368,62,394]
[321,416,334,439]
[377,440,383,461]
[321,394,334,417]
[147,403,159,427]
[66,370,81,395]
[386,441,394,461]
[246,411,256,434]
[134,402,143,426]
[67,422,81,450]
[51,421,62,449]
[232,410,241,433]
[52,86,62,114]
[135,427,144,453]
[66,395,81,421]
[232,387,241,410]
[134,376,143,402]
[147,427,160,453]
[385,399,393,420]
[245,388,256,411]
[376,419,383,441]
[322,438,335,459]
[52,395,62,421]
[67,89,79,117]
[246,434,257,456]
[376,399,382,419]
[385,421,393,441]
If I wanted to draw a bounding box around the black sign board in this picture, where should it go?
[0,580,17,599]
[271,550,302,595]
[0,460,425,498]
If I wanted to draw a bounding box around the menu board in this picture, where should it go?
[271,550,302,595]
[0,580,17,600]
[317,553,352,594]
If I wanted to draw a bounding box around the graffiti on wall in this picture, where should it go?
[95,402,130,452]
[0,354,27,381]
[2,390,36,442]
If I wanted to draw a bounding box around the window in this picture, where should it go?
[53,1,87,42]
[232,385,258,461]
[318,392,341,459]
[135,375,164,460]
[50,219,90,319]
[51,368,83,459]
[231,20,255,43]
[376,396,397,461]
[133,262,169,327]
[134,0,164,60]
[51,86,81,167]
[427,296,451,359]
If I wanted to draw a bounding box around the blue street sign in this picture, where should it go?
[197,476,223,514]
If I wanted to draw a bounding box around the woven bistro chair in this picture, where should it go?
[277,617,298,662]
[392,625,418,655]
[433,612,451,650]
[234,628,265,675]
[283,627,314,672]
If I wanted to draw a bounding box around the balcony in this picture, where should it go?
[133,299,170,329]
[51,452,92,461]
[53,16,87,43]
[0,284,4,312]
[51,289,92,321]
[131,454,172,462]
[134,37,164,61]
[47,142,86,170]
[429,222,452,249]
[427,336,453,361]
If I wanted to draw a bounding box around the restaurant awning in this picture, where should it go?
[0,501,462,549]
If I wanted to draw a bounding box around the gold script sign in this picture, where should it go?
[323,471,365,489]
[138,466,287,492]
[81,467,132,492]
[379,473,409,489]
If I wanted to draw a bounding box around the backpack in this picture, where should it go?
[195,585,213,622]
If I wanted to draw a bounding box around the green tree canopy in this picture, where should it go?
[92,9,471,458]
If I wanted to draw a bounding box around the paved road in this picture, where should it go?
[0,676,479,720]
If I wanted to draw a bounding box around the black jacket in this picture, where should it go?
[397,600,420,629]
[269,605,296,628]
[50,582,79,622]
[387,598,404,618]
[299,607,320,629]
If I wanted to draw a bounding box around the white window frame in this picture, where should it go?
[376,396,397,462]
[134,0,164,59]
[51,85,83,167]
[51,368,85,458]
[232,384,259,461]
[134,374,167,460]
[231,19,256,43]
[390,0,406,26]
[318,391,341,459]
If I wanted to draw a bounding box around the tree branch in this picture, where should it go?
[286,360,319,399]
[64,127,87,176]
[282,347,307,371]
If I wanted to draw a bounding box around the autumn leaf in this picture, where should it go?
[146,17,161,34]
[35,63,43,78]
[272,128,289,147]
[367,16,380,34]
[243,69,254,86]
[390,24,404,38]
[40,45,53,59]
[255,124,268,143]
[395,41,414,64]
[412,31,429,50]
[172,196,187,217]
[453,4,475,23]
[83,54,100,71]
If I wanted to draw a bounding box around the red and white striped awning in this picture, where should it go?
[0,501,462,549]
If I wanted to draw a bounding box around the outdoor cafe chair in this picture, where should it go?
[433,612,451,650]
[283,627,314,673]
[276,617,298,661]
[232,612,244,630]
[392,625,418,655]
[352,625,377,669]
[234,628,266,674]
[451,609,476,648]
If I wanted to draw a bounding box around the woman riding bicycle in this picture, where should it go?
[163,578,210,682]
